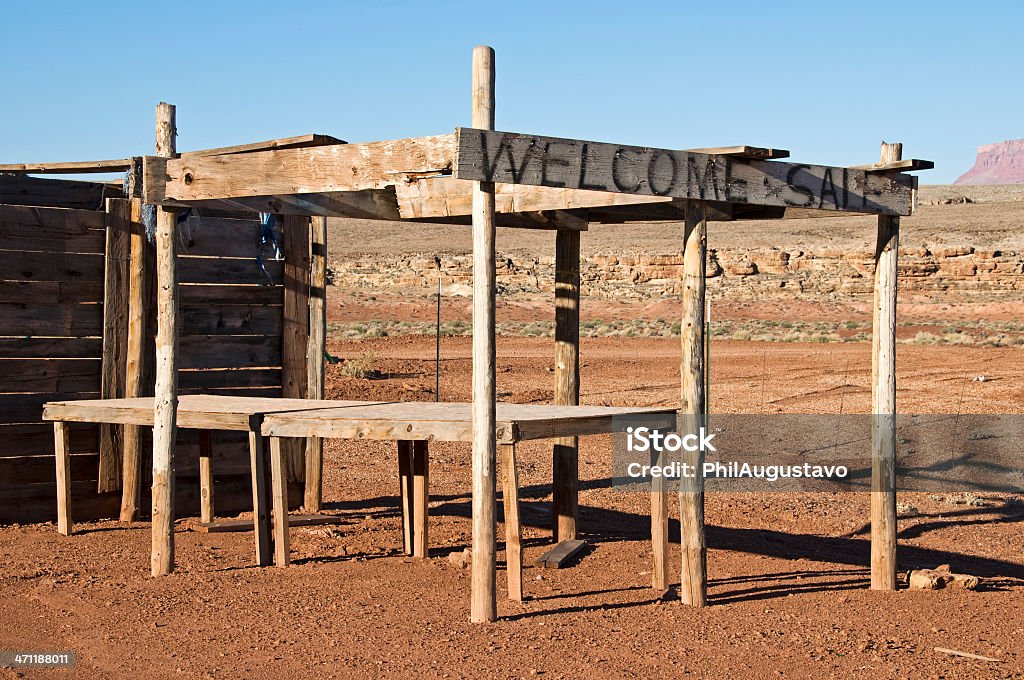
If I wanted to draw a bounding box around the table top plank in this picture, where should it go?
[260,401,677,442]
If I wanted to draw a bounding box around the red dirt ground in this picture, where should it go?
[1,337,1022,679]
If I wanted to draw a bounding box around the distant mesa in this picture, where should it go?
[955,139,1024,184]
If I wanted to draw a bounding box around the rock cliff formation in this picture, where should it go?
[956,140,1024,184]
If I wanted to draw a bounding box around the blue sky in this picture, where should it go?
[1,1,1020,183]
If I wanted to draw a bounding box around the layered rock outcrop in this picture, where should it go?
[956,140,1024,185]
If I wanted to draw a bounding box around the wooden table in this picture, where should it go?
[42,395,382,566]
[260,401,677,600]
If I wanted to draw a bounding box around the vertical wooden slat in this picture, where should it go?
[412,440,429,559]
[54,421,72,536]
[121,197,150,521]
[98,198,131,492]
[501,442,523,602]
[198,430,214,524]
[249,432,272,566]
[304,215,327,512]
[871,142,901,591]
[679,199,708,607]
[151,101,178,577]
[470,44,498,624]
[553,222,582,542]
[281,215,311,485]
[270,436,290,566]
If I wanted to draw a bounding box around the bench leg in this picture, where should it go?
[270,436,290,567]
[398,441,413,555]
[54,421,72,536]
[412,441,429,559]
[249,432,272,567]
[199,430,214,524]
[500,442,523,602]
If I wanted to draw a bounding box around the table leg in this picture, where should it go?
[397,441,413,555]
[198,430,214,524]
[54,421,72,536]
[412,441,429,559]
[270,436,290,567]
[249,432,272,567]
[500,442,523,602]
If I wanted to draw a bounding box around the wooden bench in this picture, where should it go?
[42,395,382,566]
[260,401,677,600]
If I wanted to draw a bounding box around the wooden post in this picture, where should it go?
[281,215,311,486]
[871,142,901,591]
[398,440,414,554]
[198,430,214,524]
[553,222,582,542]
[679,199,707,607]
[501,443,523,602]
[151,102,178,577]
[412,440,429,559]
[121,196,150,521]
[249,432,272,566]
[54,421,72,536]
[98,198,131,493]
[269,436,290,567]
[304,215,328,512]
[470,44,498,624]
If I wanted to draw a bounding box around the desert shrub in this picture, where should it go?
[341,351,378,379]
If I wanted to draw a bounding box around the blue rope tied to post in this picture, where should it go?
[256,213,282,286]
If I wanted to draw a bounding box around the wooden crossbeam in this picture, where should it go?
[0,159,133,174]
[850,158,934,173]
[685,145,789,159]
[454,128,916,216]
[143,134,455,204]
[181,133,346,158]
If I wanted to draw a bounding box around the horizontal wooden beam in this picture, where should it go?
[0,159,132,174]
[166,188,402,220]
[144,134,455,204]
[453,128,915,216]
[181,133,346,158]
[684,145,789,160]
[850,158,935,173]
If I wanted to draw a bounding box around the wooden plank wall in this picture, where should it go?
[0,188,308,524]
[0,203,111,522]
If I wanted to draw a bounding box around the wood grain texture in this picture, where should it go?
[412,440,429,559]
[0,159,132,174]
[180,133,345,158]
[198,430,214,523]
[470,44,498,625]
[248,432,272,566]
[304,216,327,511]
[270,435,290,567]
[151,101,178,577]
[398,440,414,554]
[454,128,915,216]
[500,442,522,602]
[553,223,582,541]
[678,200,708,607]
[0,204,106,252]
[144,135,455,203]
[54,421,72,535]
[871,142,901,592]
[98,199,132,493]
[0,174,118,211]
[281,215,311,484]
[121,198,148,521]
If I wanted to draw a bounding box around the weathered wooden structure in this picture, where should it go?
[2,45,931,622]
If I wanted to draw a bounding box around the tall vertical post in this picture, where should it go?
[121,191,149,522]
[470,44,497,624]
[151,102,178,577]
[679,199,707,606]
[553,217,582,542]
[305,215,328,512]
[871,142,901,590]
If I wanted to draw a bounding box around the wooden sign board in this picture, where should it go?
[453,128,915,216]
